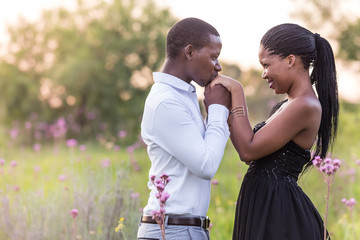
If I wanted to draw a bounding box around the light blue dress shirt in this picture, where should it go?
[141,72,230,217]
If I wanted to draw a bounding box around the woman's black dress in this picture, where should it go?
[233,121,328,240]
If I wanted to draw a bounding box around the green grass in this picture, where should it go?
[0,138,358,239]
[0,106,359,239]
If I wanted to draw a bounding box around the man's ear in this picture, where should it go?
[184,45,194,59]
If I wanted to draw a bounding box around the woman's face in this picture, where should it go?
[258,45,291,94]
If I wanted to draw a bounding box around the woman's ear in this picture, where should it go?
[184,45,194,59]
[287,54,296,68]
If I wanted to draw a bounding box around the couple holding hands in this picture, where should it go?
[137,17,338,240]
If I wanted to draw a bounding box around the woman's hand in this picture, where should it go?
[204,84,231,110]
[210,74,242,93]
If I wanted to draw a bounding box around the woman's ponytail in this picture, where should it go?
[310,34,339,159]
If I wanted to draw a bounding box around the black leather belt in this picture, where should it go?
[141,215,210,229]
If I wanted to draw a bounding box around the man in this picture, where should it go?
[137,17,231,240]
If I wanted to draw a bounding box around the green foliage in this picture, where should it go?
[0,0,177,141]
[338,19,360,61]
[291,0,360,63]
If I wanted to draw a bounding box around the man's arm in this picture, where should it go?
[152,99,230,180]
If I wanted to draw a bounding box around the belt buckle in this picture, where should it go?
[203,216,210,229]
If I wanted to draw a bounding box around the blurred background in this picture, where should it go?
[0,0,359,239]
[0,0,359,143]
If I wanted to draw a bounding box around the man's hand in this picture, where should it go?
[204,84,231,112]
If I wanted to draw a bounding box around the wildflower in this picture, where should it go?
[66,139,78,147]
[312,156,342,240]
[86,111,97,120]
[71,209,79,218]
[25,121,32,129]
[33,143,42,152]
[211,179,219,185]
[160,192,170,204]
[130,192,140,199]
[126,146,135,153]
[59,175,67,181]
[10,161,17,168]
[150,173,171,240]
[115,217,125,232]
[0,158,5,166]
[79,145,87,151]
[118,130,127,138]
[342,198,357,209]
[355,159,360,166]
[13,185,20,192]
[101,159,111,168]
[114,145,120,151]
[10,128,19,140]
[34,165,41,173]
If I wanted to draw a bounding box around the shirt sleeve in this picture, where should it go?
[152,99,230,180]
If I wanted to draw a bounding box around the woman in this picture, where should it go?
[209,23,338,239]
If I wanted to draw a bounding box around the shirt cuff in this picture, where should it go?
[207,104,229,123]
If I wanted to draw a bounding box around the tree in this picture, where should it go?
[291,0,360,63]
[0,0,176,142]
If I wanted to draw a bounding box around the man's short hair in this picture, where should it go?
[166,17,220,59]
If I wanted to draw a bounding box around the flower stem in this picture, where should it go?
[324,179,331,240]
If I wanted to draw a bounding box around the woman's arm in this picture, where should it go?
[210,75,320,162]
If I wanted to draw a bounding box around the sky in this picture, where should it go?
[0,0,359,102]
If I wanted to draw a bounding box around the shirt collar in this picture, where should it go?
[153,72,196,93]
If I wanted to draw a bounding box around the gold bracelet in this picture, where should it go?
[230,106,247,118]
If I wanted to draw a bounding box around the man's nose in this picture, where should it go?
[215,60,222,72]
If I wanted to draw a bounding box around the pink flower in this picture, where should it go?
[160,173,169,180]
[0,159,5,166]
[150,173,171,239]
[10,161,17,168]
[71,209,79,218]
[156,183,165,192]
[25,121,32,129]
[342,198,357,208]
[59,175,67,181]
[127,146,135,153]
[348,198,357,207]
[34,165,41,173]
[312,156,322,168]
[66,139,78,147]
[114,145,120,151]
[33,143,42,152]
[79,145,87,151]
[86,111,97,120]
[118,130,127,138]
[160,192,170,203]
[10,128,19,140]
[324,158,332,164]
[332,159,341,167]
[355,159,360,166]
[13,185,20,192]
[211,179,219,185]
[101,159,111,168]
[347,168,356,176]
[131,192,140,199]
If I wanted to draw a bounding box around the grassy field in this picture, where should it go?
[0,107,359,239]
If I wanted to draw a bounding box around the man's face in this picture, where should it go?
[188,35,222,87]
